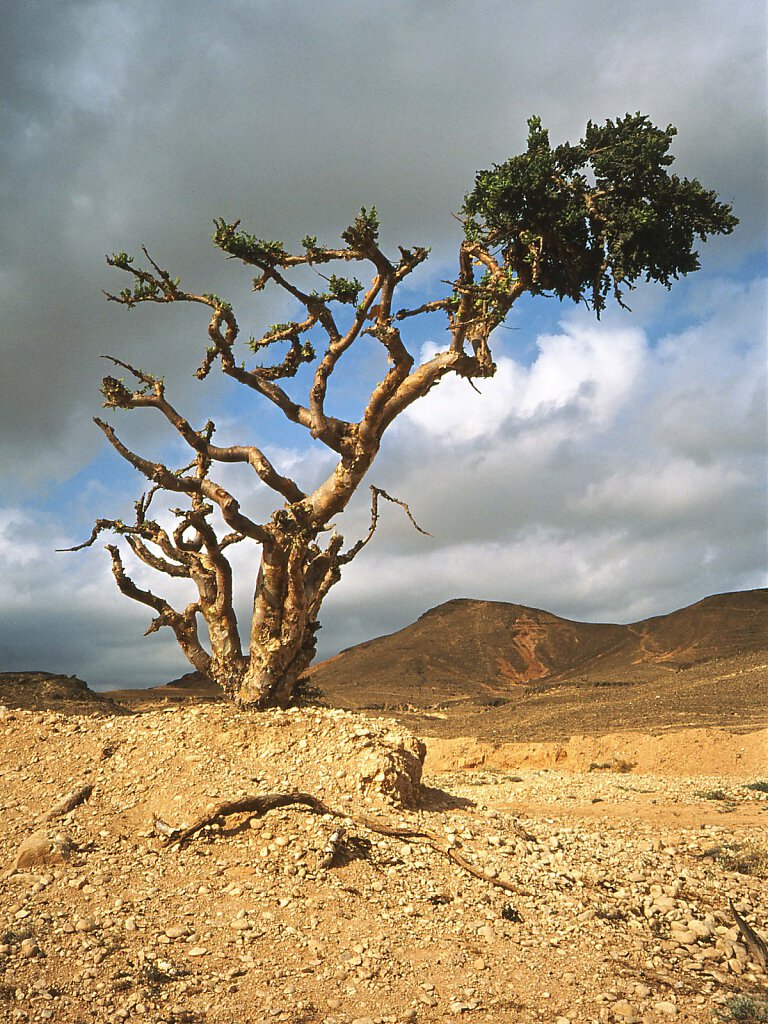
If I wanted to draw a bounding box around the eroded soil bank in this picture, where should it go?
[424,727,768,776]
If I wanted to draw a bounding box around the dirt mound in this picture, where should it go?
[425,727,768,776]
[0,672,128,716]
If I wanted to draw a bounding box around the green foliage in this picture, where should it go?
[716,841,768,878]
[100,376,133,407]
[462,113,738,313]
[694,788,729,801]
[261,322,294,340]
[106,251,182,307]
[744,780,768,794]
[327,274,363,304]
[212,218,286,265]
[108,251,134,269]
[341,207,379,249]
[117,279,162,307]
[288,675,325,706]
[201,292,232,312]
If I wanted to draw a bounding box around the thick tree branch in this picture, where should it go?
[59,517,193,577]
[105,545,212,676]
[101,357,307,503]
[124,535,193,579]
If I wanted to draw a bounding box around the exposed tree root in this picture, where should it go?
[730,899,768,969]
[152,792,328,845]
[152,790,531,896]
[45,783,94,821]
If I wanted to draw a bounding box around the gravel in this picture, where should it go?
[0,701,765,1022]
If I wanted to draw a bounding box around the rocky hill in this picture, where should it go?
[301,590,768,742]
[307,589,768,706]
[0,672,128,716]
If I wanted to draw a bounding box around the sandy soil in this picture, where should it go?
[0,697,766,1024]
[423,728,768,777]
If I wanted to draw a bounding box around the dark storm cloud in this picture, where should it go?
[2,0,765,486]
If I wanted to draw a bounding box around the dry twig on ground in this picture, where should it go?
[152,790,531,896]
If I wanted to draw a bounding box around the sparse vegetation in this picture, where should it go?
[715,994,768,1023]
[716,841,768,878]
[589,758,636,773]
[288,675,326,707]
[695,788,730,801]
[744,780,768,794]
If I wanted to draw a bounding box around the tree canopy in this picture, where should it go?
[463,113,737,313]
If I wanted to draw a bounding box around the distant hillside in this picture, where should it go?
[0,672,128,715]
[307,589,768,711]
[3,591,765,742]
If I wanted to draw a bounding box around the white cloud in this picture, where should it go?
[519,321,646,424]
[575,461,750,523]
[315,276,767,654]
[403,318,647,445]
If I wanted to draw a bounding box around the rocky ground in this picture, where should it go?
[0,698,766,1024]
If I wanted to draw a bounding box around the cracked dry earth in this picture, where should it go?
[0,702,766,1024]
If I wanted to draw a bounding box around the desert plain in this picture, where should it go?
[0,590,766,1024]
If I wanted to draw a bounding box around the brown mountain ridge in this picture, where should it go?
[308,589,768,704]
[305,589,768,739]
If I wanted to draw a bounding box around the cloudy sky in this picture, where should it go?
[1,0,766,689]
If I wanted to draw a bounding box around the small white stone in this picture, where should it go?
[654,1001,677,1016]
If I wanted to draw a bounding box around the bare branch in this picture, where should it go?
[730,899,768,969]
[58,519,121,553]
[94,418,271,543]
[339,485,431,565]
[43,784,94,822]
[99,360,307,503]
[124,535,192,579]
[396,298,452,321]
[59,514,195,578]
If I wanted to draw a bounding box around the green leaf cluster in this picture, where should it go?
[100,375,133,407]
[341,207,379,250]
[462,113,738,312]
[326,274,363,305]
[117,280,163,307]
[212,218,286,265]
[201,292,232,312]
[108,252,134,269]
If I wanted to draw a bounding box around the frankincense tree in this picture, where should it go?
[67,114,737,708]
